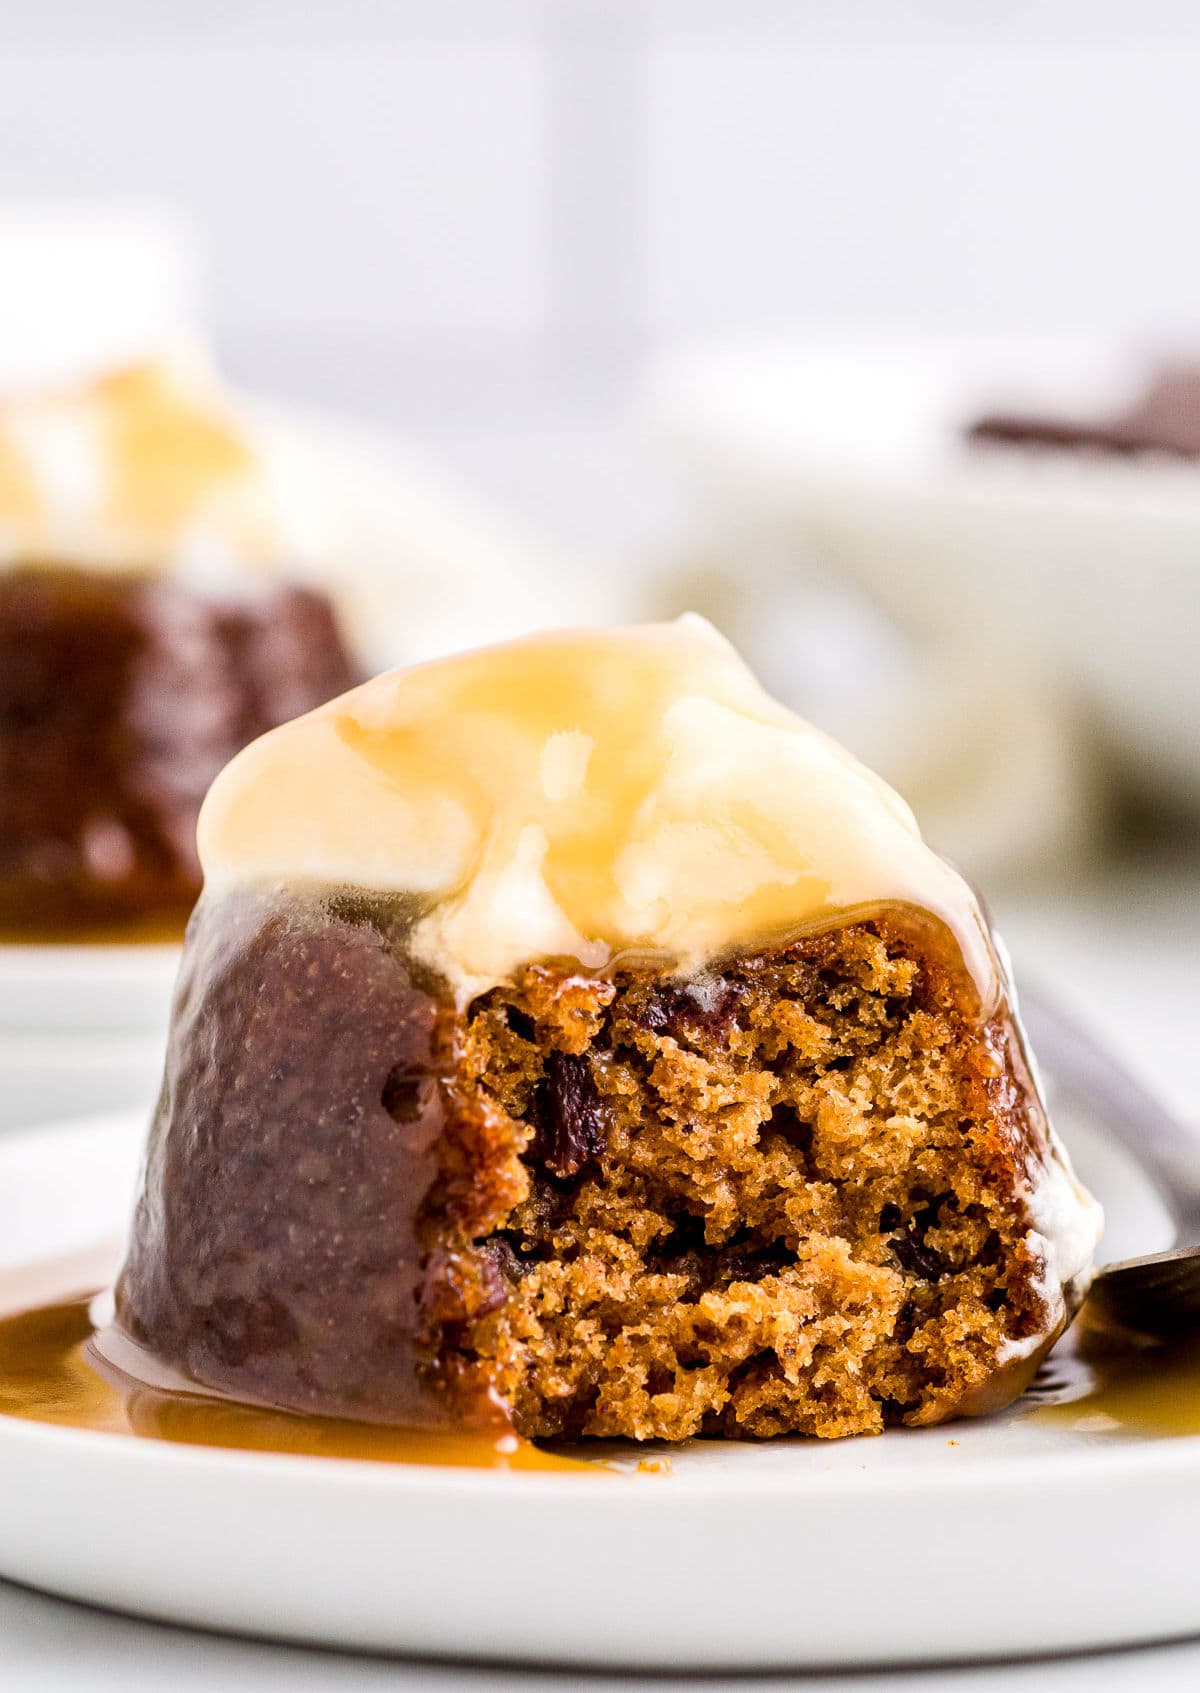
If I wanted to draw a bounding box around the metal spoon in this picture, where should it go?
[1021,989,1200,1335]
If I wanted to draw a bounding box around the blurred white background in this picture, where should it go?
[6,0,1200,541]
[0,0,1197,1104]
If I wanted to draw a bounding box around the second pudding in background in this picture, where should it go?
[0,354,359,935]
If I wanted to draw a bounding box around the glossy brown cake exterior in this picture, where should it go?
[0,567,357,931]
[117,887,1086,1440]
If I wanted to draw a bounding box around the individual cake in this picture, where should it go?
[115,619,1101,1442]
[0,357,358,930]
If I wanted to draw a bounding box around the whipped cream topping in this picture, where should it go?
[199,617,1000,1008]
[0,353,288,572]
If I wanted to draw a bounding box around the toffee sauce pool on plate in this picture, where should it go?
[2,1261,1198,1459]
[0,1276,588,1473]
[0,909,190,946]
[1023,1316,1200,1439]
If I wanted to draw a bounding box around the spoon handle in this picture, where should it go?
[1019,987,1200,1247]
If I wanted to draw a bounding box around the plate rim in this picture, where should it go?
[6,1107,1200,1667]
[3,1107,1200,1498]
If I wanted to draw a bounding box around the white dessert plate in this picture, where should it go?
[0,1030,162,1136]
[0,1081,1194,1672]
[0,942,179,1036]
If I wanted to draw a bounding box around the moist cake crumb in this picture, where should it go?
[443,922,1054,1440]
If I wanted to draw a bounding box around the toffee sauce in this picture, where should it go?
[1024,1314,1200,1439]
[0,1262,588,1473]
[4,1258,1198,1459]
[0,911,190,947]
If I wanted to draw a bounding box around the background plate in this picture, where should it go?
[0,944,179,1036]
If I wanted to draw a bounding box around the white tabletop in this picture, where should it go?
[4,1578,1200,1693]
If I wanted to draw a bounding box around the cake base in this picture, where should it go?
[117,890,1082,1440]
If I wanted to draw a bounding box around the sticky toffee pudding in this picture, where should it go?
[111,620,1101,1443]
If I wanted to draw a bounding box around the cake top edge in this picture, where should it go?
[0,350,314,578]
[197,615,999,1008]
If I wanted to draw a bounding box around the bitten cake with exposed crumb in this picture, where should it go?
[116,619,1101,1441]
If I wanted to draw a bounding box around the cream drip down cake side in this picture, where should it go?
[0,357,358,930]
[116,618,1101,1441]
